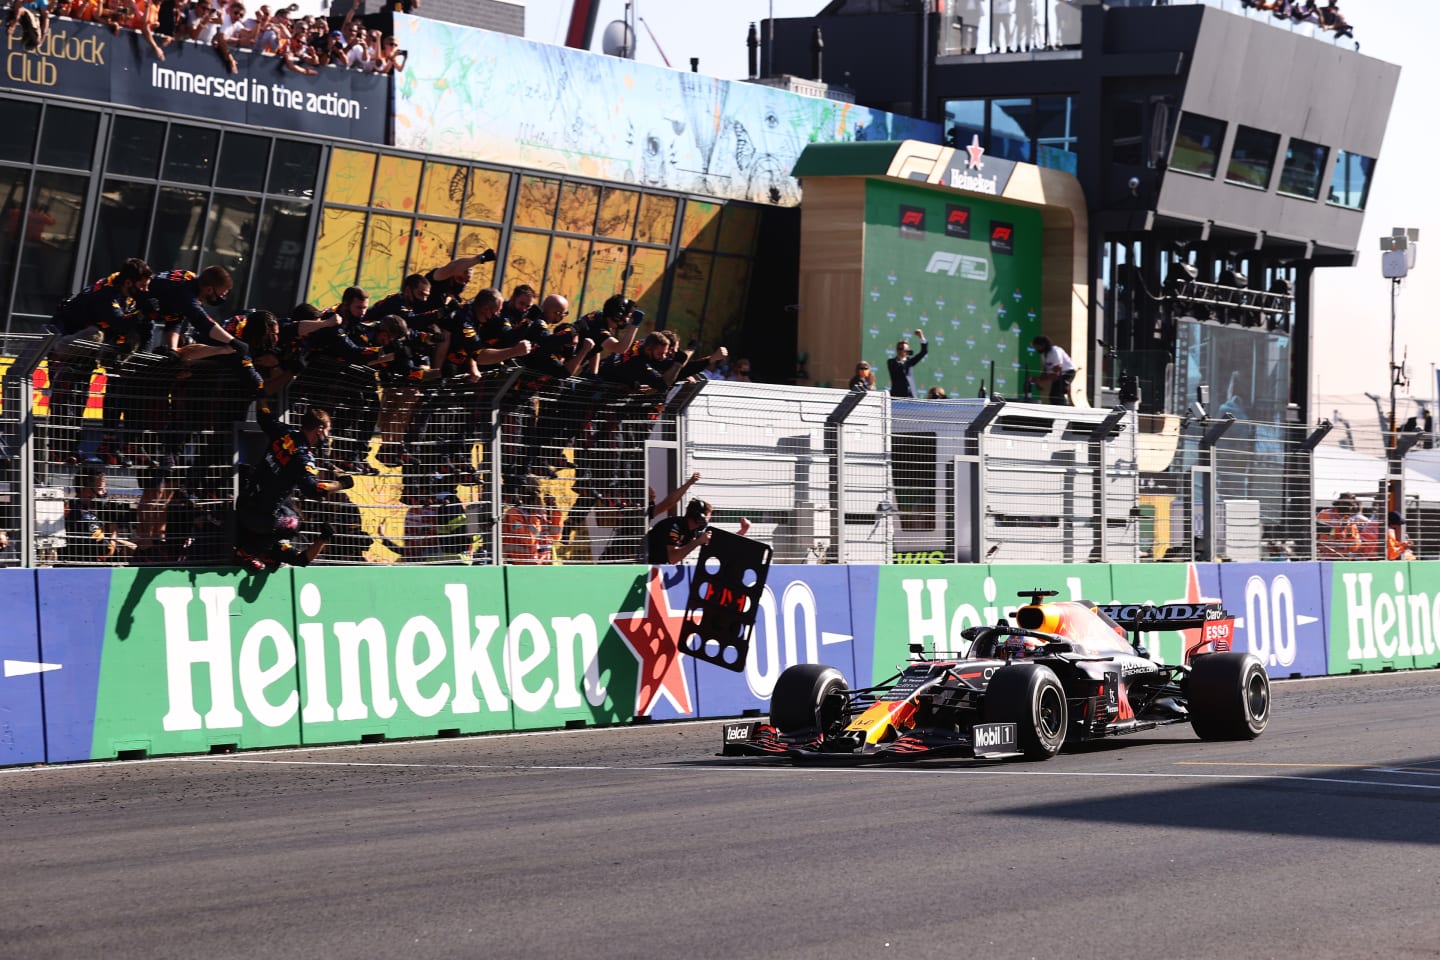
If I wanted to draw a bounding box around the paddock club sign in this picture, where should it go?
[3,20,386,142]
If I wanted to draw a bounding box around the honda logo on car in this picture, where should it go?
[924,251,990,282]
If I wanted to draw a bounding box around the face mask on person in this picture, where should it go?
[206,290,230,307]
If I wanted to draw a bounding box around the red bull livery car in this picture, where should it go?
[721,590,1269,762]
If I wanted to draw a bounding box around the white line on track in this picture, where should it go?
[181,756,1440,791]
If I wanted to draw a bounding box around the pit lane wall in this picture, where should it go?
[4,560,1437,767]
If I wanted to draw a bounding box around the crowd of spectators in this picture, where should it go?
[1242,0,1356,46]
[39,249,746,570]
[5,0,413,74]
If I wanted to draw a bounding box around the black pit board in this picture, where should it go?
[679,529,773,672]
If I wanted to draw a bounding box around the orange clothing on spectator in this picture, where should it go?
[126,0,158,30]
[1317,507,1360,559]
[502,503,559,564]
[68,0,102,21]
[1387,529,1415,561]
[1356,517,1383,560]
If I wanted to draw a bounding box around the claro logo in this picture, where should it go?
[924,251,989,282]
[6,28,108,87]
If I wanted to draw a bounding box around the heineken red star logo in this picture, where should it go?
[965,134,986,171]
[610,568,693,717]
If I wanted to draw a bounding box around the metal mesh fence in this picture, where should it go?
[7,343,1435,567]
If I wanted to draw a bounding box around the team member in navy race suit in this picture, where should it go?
[887,329,928,397]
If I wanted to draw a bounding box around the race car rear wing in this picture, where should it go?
[1095,602,1229,632]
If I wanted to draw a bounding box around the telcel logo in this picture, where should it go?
[924,251,989,282]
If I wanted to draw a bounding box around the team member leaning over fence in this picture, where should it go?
[48,258,154,465]
[234,401,353,572]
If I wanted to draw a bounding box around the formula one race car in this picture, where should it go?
[721,590,1270,762]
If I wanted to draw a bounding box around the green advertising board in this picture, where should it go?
[1328,561,1436,673]
[862,180,1044,398]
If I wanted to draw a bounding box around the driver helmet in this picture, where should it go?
[1001,635,1045,659]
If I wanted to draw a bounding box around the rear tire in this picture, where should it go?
[1189,653,1269,740]
[769,664,848,734]
[981,663,1067,760]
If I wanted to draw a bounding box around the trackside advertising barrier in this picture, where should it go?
[6,560,1440,767]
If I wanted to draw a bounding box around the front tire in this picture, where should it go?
[769,664,848,734]
[981,663,1068,760]
[1188,653,1269,740]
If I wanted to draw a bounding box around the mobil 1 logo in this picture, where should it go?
[899,205,927,240]
[972,722,1018,757]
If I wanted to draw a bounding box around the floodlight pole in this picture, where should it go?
[1389,274,1399,451]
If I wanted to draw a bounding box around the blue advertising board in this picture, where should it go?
[1214,563,1329,678]
[3,21,387,142]
[0,569,45,766]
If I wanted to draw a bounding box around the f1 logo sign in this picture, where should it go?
[898,205,927,239]
[945,203,971,239]
[925,251,989,282]
[989,221,1015,256]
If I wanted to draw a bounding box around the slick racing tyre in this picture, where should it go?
[769,664,848,735]
[1188,652,1269,741]
[982,663,1067,760]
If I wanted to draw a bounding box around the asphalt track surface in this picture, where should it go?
[4,671,1440,960]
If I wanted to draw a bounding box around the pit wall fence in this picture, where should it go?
[2,559,1433,767]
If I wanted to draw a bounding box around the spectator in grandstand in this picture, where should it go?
[726,357,753,383]
[1316,496,1361,560]
[501,474,559,565]
[927,386,949,399]
[887,330,929,398]
[374,34,406,73]
[699,346,730,381]
[577,294,644,376]
[6,0,51,50]
[1029,334,1076,405]
[233,400,351,571]
[1317,0,1354,44]
[1387,511,1415,561]
[848,361,874,391]
[63,467,135,563]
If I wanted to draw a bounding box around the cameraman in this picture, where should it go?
[577,293,644,376]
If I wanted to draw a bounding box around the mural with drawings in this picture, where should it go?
[389,14,941,205]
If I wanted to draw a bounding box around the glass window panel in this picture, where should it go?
[581,242,629,316]
[555,182,599,235]
[1035,95,1077,168]
[38,106,99,170]
[307,207,367,306]
[162,125,219,185]
[635,193,677,245]
[596,187,639,240]
[407,219,458,278]
[943,98,985,149]
[628,246,668,319]
[503,231,550,298]
[357,213,412,295]
[324,149,376,206]
[218,133,270,193]
[372,154,422,212]
[666,250,712,342]
[268,139,321,198]
[201,194,260,307]
[1112,98,1145,167]
[717,205,759,256]
[991,98,1033,162]
[545,236,591,301]
[1278,138,1328,200]
[0,167,32,323]
[456,224,501,299]
[0,99,40,164]
[250,201,313,320]
[148,187,208,272]
[88,180,156,285]
[418,162,464,218]
[106,116,164,179]
[1170,112,1226,178]
[14,172,89,316]
[678,200,721,251]
[704,256,751,349]
[514,176,559,229]
[462,168,510,222]
[1327,149,1374,210]
[1225,126,1280,189]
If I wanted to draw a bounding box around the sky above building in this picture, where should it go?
[521,0,1434,416]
